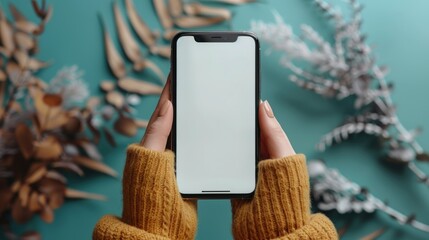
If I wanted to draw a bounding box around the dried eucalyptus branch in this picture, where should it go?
[251,0,429,185]
[308,160,429,233]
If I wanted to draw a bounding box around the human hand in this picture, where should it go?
[259,100,295,160]
[124,74,197,239]
[231,100,318,240]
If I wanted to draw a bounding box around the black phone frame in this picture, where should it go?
[170,31,260,199]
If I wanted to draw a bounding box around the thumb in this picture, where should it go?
[259,100,295,159]
[141,100,173,151]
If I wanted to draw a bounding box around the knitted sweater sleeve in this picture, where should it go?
[92,144,197,240]
[232,154,338,240]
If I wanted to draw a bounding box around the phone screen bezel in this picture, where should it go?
[170,31,260,199]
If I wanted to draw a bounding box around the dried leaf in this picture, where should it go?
[45,171,67,184]
[86,96,101,111]
[63,116,83,134]
[73,156,117,177]
[15,31,36,51]
[113,2,145,66]
[103,127,117,147]
[360,228,386,240]
[43,93,63,107]
[0,188,13,214]
[99,15,126,79]
[12,200,33,224]
[40,205,54,223]
[33,91,68,130]
[100,80,116,92]
[125,0,157,47]
[0,9,15,54]
[184,3,231,19]
[28,191,41,211]
[106,91,125,109]
[79,141,102,161]
[162,28,179,42]
[14,50,49,71]
[19,184,31,206]
[52,161,84,176]
[48,191,64,209]
[21,230,41,240]
[33,136,63,160]
[150,45,171,59]
[9,3,39,34]
[140,59,165,80]
[174,16,226,28]
[168,0,183,17]
[134,119,149,128]
[153,0,174,30]
[37,178,65,195]
[114,114,138,137]
[26,165,47,184]
[15,123,34,159]
[118,77,163,95]
[65,188,106,201]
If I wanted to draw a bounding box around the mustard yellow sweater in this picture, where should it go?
[93,144,337,240]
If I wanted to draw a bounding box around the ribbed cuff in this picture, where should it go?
[233,154,336,240]
[122,144,176,233]
[257,154,311,233]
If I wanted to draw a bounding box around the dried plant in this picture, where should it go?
[251,0,429,185]
[98,0,255,137]
[309,160,429,235]
[0,1,116,239]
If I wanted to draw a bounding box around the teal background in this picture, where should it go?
[1,0,429,239]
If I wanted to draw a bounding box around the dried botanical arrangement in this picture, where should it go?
[0,1,117,239]
[252,0,429,185]
[309,160,429,237]
[251,0,429,236]
[98,0,255,135]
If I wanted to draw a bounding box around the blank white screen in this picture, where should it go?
[176,35,256,194]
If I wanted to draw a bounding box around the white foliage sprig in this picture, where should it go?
[308,160,429,233]
[251,0,429,185]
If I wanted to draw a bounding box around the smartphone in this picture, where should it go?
[171,32,259,198]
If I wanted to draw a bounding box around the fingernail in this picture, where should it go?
[259,99,263,104]
[264,100,274,118]
[159,100,170,117]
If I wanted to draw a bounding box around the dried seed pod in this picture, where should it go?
[174,16,226,28]
[113,2,146,66]
[168,0,183,17]
[25,165,47,184]
[100,15,126,79]
[184,3,231,19]
[150,45,171,59]
[118,77,163,95]
[106,91,125,109]
[125,0,157,47]
[100,80,116,92]
[153,0,174,30]
[114,114,138,137]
